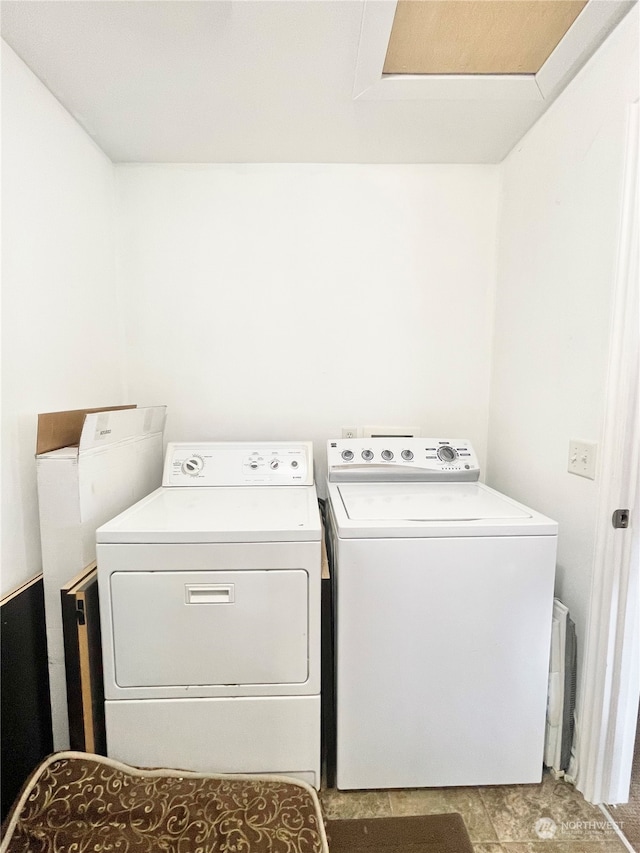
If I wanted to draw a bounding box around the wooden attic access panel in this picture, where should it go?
[383,0,589,75]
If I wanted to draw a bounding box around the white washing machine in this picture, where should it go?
[326,437,557,790]
[97,441,321,787]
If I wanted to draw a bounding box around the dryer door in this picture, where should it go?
[109,570,308,687]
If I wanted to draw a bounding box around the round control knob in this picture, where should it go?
[270,459,279,470]
[362,449,374,461]
[341,450,354,461]
[182,455,204,476]
[401,449,414,461]
[437,445,458,463]
[381,449,394,461]
[291,460,299,468]
[250,462,259,470]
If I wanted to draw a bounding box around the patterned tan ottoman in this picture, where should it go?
[1,751,328,852]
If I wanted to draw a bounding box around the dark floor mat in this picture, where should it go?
[325,813,474,853]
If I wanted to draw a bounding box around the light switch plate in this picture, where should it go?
[568,439,598,479]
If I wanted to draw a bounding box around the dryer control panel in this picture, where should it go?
[327,438,480,482]
[163,442,313,486]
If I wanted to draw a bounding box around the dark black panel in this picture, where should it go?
[321,573,336,789]
[84,578,106,756]
[1,578,53,820]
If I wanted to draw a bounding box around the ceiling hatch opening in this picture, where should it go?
[383,0,589,76]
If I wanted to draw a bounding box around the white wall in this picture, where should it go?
[487,7,639,740]
[1,42,124,597]
[116,164,499,484]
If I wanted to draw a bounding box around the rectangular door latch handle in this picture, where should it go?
[185,584,235,604]
[612,509,630,529]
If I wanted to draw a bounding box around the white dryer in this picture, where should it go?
[326,438,557,790]
[97,441,321,787]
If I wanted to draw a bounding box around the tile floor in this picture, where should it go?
[319,772,631,852]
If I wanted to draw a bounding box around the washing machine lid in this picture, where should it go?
[329,481,557,538]
[97,485,321,544]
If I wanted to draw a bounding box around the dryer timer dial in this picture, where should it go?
[182,455,204,476]
[437,446,458,463]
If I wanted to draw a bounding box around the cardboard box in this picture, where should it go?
[36,405,166,749]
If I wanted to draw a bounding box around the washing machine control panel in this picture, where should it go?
[327,438,480,482]
[163,442,313,486]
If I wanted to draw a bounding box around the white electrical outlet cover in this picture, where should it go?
[342,427,360,439]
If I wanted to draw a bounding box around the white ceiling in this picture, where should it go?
[0,0,634,164]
